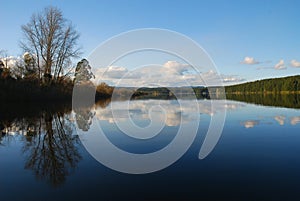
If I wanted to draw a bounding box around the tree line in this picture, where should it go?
[0,6,113,102]
[225,75,300,94]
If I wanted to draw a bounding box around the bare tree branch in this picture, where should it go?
[20,6,81,82]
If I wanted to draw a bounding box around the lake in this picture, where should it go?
[1,97,300,200]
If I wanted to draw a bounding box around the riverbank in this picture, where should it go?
[0,77,113,102]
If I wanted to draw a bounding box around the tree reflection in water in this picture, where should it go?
[0,99,112,186]
[73,98,111,132]
[73,107,95,132]
[0,105,81,187]
[22,111,81,186]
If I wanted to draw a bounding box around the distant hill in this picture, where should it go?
[132,86,210,99]
[113,75,300,100]
[225,75,300,94]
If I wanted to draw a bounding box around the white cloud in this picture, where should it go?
[241,57,260,65]
[274,59,286,70]
[105,66,128,78]
[94,61,243,87]
[0,56,21,68]
[222,75,245,83]
[290,59,300,68]
[93,65,129,80]
[163,60,190,75]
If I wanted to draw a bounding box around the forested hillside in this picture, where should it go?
[225,75,300,94]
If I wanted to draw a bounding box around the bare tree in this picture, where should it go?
[20,6,81,82]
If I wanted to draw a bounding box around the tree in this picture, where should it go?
[23,52,37,79]
[74,59,95,84]
[96,82,114,97]
[20,6,81,82]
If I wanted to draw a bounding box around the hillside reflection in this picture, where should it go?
[226,93,300,108]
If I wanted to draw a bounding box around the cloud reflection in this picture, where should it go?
[290,116,300,125]
[274,115,286,125]
[95,100,245,127]
[242,115,300,129]
[242,120,260,128]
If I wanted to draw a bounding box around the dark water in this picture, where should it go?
[1,97,300,201]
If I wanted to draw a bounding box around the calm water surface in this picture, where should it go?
[1,98,300,200]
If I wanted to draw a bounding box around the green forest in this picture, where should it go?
[225,75,300,94]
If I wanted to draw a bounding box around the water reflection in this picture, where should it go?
[241,115,300,129]
[74,106,95,131]
[290,116,300,125]
[1,95,300,200]
[95,99,245,126]
[226,93,300,108]
[1,96,300,186]
[274,115,285,126]
[24,113,81,186]
[0,106,81,186]
[242,120,260,128]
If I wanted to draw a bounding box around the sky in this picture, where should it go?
[1,0,300,86]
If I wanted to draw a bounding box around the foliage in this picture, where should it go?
[0,57,115,102]
[23,52,38,79]
[74,59,94,84]
[0,76,74,102]
[225,75,300,94]
[96,82,114,98]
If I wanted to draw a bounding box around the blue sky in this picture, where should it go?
[1,0,300,84]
